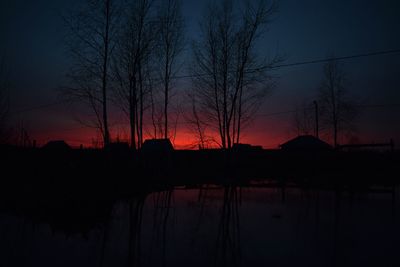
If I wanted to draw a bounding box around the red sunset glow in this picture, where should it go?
[31,125,285,149]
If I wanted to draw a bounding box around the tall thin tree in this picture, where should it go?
[291,101,314,136]
[318,59,357,147]
[157,0,184,140]
[0,56,11,144]
[63,0,121,146]
[113,0,155,149]
[191,0,279,149]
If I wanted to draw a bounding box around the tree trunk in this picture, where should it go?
[150,86,157,139]
[164,62,169,140]
[236,84,243,144]
[334,122,338,148]
[130,77,137,150]
[138,63,144,147]
[102,0,111,146]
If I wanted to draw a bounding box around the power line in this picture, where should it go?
[256,104,400,118]
[356,104,400,109]
[261,49,400,70]
[10,48,400,114]
[258,104,400,117]
[171,48,400,79]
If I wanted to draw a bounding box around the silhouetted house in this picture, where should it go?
[42,140,71,151]
[141,139,174,152]
[232,143,263,152]
[280,135,332,151]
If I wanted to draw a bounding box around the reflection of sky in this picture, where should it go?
[0,187,398,266]
[1,0,400,147]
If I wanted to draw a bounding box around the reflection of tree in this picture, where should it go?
[150,190,174,267]
[127,195,147,267]
[194,185,211,233]
[215,186,241,267]
[188,184,215,255]
[99,194,147,267]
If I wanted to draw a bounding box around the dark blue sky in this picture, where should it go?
[1,0,400,147]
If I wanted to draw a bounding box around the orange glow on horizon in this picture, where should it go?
[30,124,385,150]
[31,116,376,149]
[31,125,287,150]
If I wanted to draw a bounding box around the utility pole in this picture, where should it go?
[313,100,319,139]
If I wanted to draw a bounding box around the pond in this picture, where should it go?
[1,186,399,267]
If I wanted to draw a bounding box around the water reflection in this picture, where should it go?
[215,186,241,267]
[151,190,174,267]
[127,194,146,267]
[0,185,399,267]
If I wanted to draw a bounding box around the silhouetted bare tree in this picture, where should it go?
[113,0,155,149]
[156,0,185,139]
[14,119,32,148]
[291,101,314,136]
[0,56,11,144]
[184,94,216,149]
[63,0,121,147]
[191,0,279,149]
[318,59,357,147]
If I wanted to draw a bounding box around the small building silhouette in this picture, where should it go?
[42,140,71,151]
[280,135,332,151]
[141,139,174,152]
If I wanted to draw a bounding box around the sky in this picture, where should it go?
[1,0,400,148]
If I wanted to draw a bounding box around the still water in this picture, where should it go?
[1,186,399,267]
